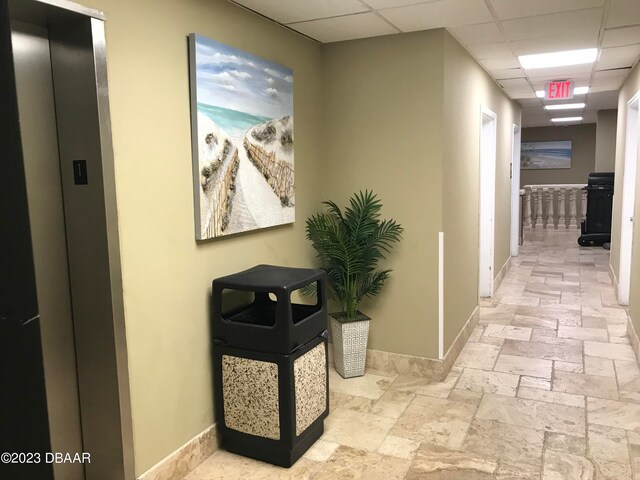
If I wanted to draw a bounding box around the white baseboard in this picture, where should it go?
[137,424,219,480]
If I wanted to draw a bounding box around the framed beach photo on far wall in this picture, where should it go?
[188,33,294,240]
[520,140,572,170]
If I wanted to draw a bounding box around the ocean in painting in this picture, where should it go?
[197,102,271,142]
[521,141,572,170]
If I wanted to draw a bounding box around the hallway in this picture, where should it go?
[186,228,640,479]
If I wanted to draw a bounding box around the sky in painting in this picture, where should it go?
[194,34,293,120]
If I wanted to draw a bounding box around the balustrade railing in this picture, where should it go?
[522,184,587,230]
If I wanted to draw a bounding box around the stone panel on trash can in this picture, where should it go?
[222,355,280,440]
[293,343,326,435]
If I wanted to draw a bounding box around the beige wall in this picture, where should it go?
[321,31,444,358]
[83,0,323,474]
[595,109,618,172]
[520,124,596,187]
[442,31,521,351]
[610,61,640,338]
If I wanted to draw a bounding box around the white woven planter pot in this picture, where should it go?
[329,314,370,378]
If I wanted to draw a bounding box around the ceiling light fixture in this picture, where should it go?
[536,86,589,98]
[544,103,586,110]
[551,117,583,122]
[519,48,598,69]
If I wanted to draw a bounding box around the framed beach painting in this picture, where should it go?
[520,140,572,170]
[188,34,294,240]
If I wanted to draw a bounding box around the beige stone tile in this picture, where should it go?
[387,352,441,378]
[582,306,629,319]
[518,386,584,408]
[501,295,540,307]
[479,335,507,347]
[553,370,619,400]
[592,459,633,480]
[405,444,497,479]
[377,435,420,460]
[616,360,640,393]
[542,450,594,480]
[455,342,501,370]
[390,396,476,449]
[587,424,630,464]
[584,356,616,377]
[468,325,485,342]
[323,408,395,451]
[555,361,584,373]
[184,450,322,480]
[328,370,394,400]
[611,336,631,344]
[584,341,637,362]
[313,445,411,480]
[369,390,414,419]
[587,397,640,432]
[390,368,461,399]
[501,339,582,363]
[448,388,484,405]
[558,326,608,341]
[582,316,610,329]
[462,419,545,467]
[329,391,375,413]
[483,323,533,341]
[479,305,517,325]
[529,335,584,347]
[303,439,339,462]
[494,354,553,379]
[365,349,390,374]
[512,314,558,330]
[495,462,541,479]
[608,323,628,338]
[545,432,587,455]
[476,393,585,436]
[520,376,551,390]
[455,368,520,396]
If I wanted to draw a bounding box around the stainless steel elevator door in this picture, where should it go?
[12,19,84,480]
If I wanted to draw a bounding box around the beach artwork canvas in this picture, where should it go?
[188,34,294,240]
[520,140,572,170]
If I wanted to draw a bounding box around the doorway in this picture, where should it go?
[1,1,133,478]
[618,91,639,305]
[479,107,497,297]
[511,124,522,257]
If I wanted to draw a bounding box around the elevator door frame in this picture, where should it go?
[7,1,134,478]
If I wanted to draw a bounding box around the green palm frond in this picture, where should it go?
[305,190,403,322]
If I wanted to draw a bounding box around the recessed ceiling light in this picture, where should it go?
[544,103,586,110]
[551,117,583,122]
[536,86,589,98]
[519,48,598,69]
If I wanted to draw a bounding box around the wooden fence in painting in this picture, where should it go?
[243,139,294,206]
[204,149,239,238]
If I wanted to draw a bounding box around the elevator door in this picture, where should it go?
[12,19,84,480]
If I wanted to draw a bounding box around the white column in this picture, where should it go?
[569,188,578,227]
[524,187,531,227]
[558,188,567,228]
[550,188,558,229]
[536,187,544,228]
[542,187,549,229]
[530,188,538,228]
[581,188,588,227]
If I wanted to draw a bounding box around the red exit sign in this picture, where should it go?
[545,80,574,100]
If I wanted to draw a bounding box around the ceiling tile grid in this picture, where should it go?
[230,0,640,127]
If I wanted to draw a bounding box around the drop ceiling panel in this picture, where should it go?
[606,0,640,28]
[499,77,530,89]
[489,67,525,79]
[501,9,603,42]
[597,44,640,70]
[602,25,640,47]
[466,41,513,60]
[525,65,593,82]
[364,0,436,9]
[505,88,536,99]
[508,34,599,56]
[491,0,604,21]
[448,22,503,45]
[482,56,521,70]
[289,12,397,43]
[379,0,493,32]
[233,0,367,24]
[586,90,620,109]
[519,98,544,107]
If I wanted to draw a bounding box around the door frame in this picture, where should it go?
[479,106,497,298]
[510,124,522,257]
[8,1,134,478]
[618,90,640,305]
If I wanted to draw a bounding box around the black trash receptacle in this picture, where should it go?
[578,172,614,246]
[212,265,329,467]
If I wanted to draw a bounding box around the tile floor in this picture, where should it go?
[186,228,640,479]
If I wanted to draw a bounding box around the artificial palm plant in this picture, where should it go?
[305,190,403,322]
